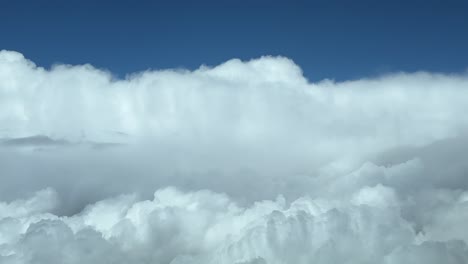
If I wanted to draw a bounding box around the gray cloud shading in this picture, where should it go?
[1,50,468,263]
[1,135,69,147]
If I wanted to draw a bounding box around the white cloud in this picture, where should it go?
[1,50,468,263]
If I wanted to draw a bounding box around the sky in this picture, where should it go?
[1,0,468,81]
[2,1,468,264]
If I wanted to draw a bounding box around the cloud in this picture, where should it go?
[1,50,468,263]
[2,186,468,264]
[0,135,70,148]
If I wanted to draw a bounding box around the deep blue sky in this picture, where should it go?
[2,0,468,81]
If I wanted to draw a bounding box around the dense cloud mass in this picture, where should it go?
[1,50,468,263]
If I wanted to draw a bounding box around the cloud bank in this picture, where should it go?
[1,50,468,263]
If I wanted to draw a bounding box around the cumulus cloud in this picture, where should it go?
[1,50,468,263]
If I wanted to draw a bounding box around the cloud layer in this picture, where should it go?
[1,50,468,263]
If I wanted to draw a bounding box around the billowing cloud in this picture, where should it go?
[1,50,468,263]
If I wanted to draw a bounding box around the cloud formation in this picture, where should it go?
[1,50,468,263]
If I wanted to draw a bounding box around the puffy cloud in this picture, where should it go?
[1,50,468,263]
[2,186,467,264]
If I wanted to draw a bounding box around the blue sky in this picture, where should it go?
[2,0,468,81]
